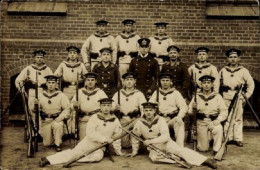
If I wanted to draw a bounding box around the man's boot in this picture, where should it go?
[203,158,217,169]
[39,157,50,167]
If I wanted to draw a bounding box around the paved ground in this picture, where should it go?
[1,127,260,170]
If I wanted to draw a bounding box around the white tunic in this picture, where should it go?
[219,65,255,100]
[149,88,187,118]
[188,62,219,93]
[81,32,117,64]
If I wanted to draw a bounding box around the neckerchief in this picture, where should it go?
[224,65,243,73]
[97,113,116,122]
[121,89,139,98]
[94,31,110,38]
[198,93,216,102]
[63,61,81,68]
[42,91,60,99]
[159,89,174,96]
[119,31,137,39]
[31,64,47,71]
[154,33,168,41]
[139,116,160,129]
[194,63,211,70]
[82,88,99,97]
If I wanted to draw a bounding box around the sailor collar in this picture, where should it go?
[94,31,110,38]
[82,88,100,98]
[119,31,137,39]
[154,33,168,41]
[63,61,81,68]
[31,64,47,71]
[121,89,139,97]
[97,113,116,125]
[42,91,61,104]
[139,116,160,129]
[224,65,243,73]
[194,62,211,70]
[197,92,217,106]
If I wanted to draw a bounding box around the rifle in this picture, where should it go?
[74,73,80,142]
[63,119,138,168]
[34,72,39,152]
[121,127,192,169]
[214,84,243,161]
[156,72,159,103]
[19,83,34,158]
[191,73,198,150]
[241,92,260,126]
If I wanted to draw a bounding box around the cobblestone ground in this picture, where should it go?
[1,127,260,170]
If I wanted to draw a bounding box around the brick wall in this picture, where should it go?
[1,0,260,126]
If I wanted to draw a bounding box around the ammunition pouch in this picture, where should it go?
[90,52,99,59]
[197,113,218,121]
[78,109,100,118]
[117,51,126,58]
[24,79,36,90]
[158,110,179,119]
[219,85,231,93]
[129,51,138,58]
[40,111,60,120]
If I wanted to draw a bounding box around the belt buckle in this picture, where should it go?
[71,82,76,86]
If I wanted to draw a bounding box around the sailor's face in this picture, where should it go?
[100,103,112,115]
[169,50,179,60]
[143,108,156,119]
[156,26,166,35]
[228,54,239,65]
[160,78,171,89]
[139,46,149,55]
[68,51,78,61]
[84,78,96,89]
[101,51,111,62]
[46,81,57,91]
[97,25,106,33]
[34,55,44,64]
[201,80,213,91]
[124,24,133,33]
[124,78,136,88]
[197,52,208,62]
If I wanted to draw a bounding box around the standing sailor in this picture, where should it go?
[81,20,117,70]
[219,49,255,147]
[116,19,140,78]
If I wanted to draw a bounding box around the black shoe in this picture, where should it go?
[55,145,62,152]
[39,157,50,167]
[235,141,243,147]
[204,158,217,169]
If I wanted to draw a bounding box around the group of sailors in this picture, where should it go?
[14,19,255,169]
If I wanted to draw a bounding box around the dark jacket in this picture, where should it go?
[161,59,190,99]
[129,52,159,96]
[93,62,119,98]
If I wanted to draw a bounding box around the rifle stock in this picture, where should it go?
[63,119,138,168]
[214,85,243,161]
[121,127,192,169]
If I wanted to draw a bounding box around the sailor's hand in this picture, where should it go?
[34,98,39,105]
[115,105,120,111]
[72,101,80,109]
[144,140,153,146]
[55,116,63,123]
[208,122,214,131]
[213,119,220,126]
[173,116,183,126]
[105,137,113,144]
[192,102,197,109]
[116,150,126,156]
[84,63,91,72]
